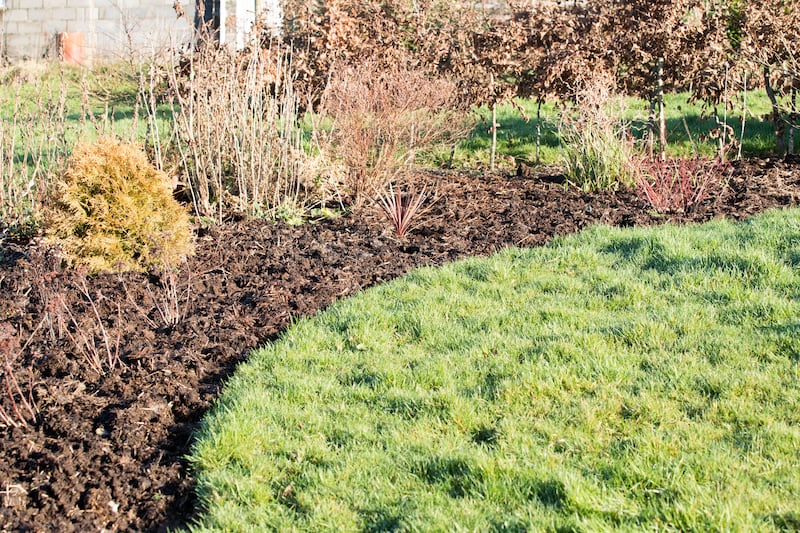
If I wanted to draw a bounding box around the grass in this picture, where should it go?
[0,61,145,133]
[443,91,794,170]
[0,61,174,233]
[188,208,800,532]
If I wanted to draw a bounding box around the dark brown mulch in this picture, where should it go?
[1,159,799,532]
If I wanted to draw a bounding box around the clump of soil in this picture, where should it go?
[1,160,799,532]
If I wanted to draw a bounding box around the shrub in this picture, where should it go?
[633,156,731,214]
[0,322,36,428]
[43,137,194,273]
[163,42,320,221]
[558,75,635,191]
[322,58,472,207]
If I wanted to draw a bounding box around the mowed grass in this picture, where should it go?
[189,208,800,532]
[448,90,791,170]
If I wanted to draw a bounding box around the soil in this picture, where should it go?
[1,159,800,532]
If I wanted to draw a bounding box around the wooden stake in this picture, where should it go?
[535,99,542,165]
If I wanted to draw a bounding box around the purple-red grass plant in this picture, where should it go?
[633,156,731,214]
[375,183,429,239]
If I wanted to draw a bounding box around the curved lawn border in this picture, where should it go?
[188,208,800,532]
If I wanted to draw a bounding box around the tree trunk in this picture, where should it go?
[764,66,787,157]
[260,0,283,38]
[738,69,746,160]
[790,86,797,156]
[490,102,497,171]
[535,99,542,165]
[657,57,666,160]
[648,95,656,157]
[490,74,497,171]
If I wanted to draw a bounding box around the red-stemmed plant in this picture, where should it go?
[0,322,38,428]
[633,156,731,214]
[375,183,428,239]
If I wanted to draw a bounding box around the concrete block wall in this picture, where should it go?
[0,0,197,62]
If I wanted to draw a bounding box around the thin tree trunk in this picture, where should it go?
[764,66,787,157]
[738,69,746,160]
[721,62,729,161]
[490,102,497,171]
[490,74,497,171]
[535,99,542,164]
[657,57,666,160]
[790,86,797,156]
[648,95,656,157]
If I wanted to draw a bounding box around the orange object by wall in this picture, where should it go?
[57,32,85,65]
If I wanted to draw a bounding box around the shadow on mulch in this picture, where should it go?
[1,160,799,532]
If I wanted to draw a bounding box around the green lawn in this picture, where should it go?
[0,62,172,227]
[444,91,790,170]
[188,208,800,532]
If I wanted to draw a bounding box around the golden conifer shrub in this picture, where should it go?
[44,138,194,273]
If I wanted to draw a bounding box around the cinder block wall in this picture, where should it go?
[0,0,196,62]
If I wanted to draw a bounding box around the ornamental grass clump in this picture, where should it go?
[559,74,635,191]
[375,182,428,239]
[44,138,193,273]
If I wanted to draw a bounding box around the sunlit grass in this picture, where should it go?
[189,208,800,532]
[442,91,791,170]
[0,61,173,231]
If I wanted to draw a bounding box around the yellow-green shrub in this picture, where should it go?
[44,138,194,273]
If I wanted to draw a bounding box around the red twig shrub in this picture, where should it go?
[633,156,731,214]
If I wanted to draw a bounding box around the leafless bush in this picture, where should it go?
[322,58,472,207]
[161,38,325,221]
[632,156,731,214]
[0,67,70,236]
[31,260,123,376]
[0,322,38,428]
[147,265,192,329]
[54,277,122,375]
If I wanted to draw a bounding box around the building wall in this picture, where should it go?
[0,0,196,62]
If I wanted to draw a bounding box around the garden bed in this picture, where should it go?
[1,158,799,532]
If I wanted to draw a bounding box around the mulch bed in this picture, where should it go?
[1,159,799,532]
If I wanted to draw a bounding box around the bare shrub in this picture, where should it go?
[322,58,471,207]
[0,66,71,239]
[146,265,192,329]
[163,38,325,221]
[0,322,38,428]
[633,156,731,214]
[56,279,123,375]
